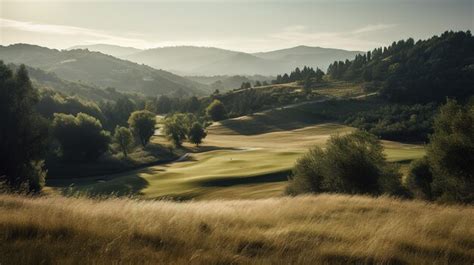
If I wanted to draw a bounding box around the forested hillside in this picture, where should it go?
[7,63,125,102]
[327,31,474,102]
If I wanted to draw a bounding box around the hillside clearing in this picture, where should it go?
[1,194,472,264]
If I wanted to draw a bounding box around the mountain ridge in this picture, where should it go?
[68,44,363,76]
[0,43,208,97]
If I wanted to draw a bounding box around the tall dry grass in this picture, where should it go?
[0,194,473,264]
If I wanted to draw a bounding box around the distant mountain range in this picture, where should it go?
[69,44,363,76]
[0,43,362,98]
[0,44,209,97]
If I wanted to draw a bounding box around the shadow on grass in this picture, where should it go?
[217,109,324,135]
[58,170,153,198]
[199,169,291,187]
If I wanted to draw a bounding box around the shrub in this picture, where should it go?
[406,157,433,200]
[427,99,474,203]
[287,131,403,196]
[52,112,110,161]
[25,161,47,194]
[128,110,156,147]
[206,99,226,121]
[286,147,325,195]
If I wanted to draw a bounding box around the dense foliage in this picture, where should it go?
[406,100,473,203]
[327,31,474,103]
[100,96,138,128]
[406,157,433,200]
[273,66,324,84]
[128,110,156,147]
[187,122,207,147]
[36,89,106,122]
[297,98,437,142]
[287,131,403,196]
[427,100,473,202]
[52,113,111,162]
[145,95,201,115]
[113,126,134,158]
[206,99,227,121]
[345,103,437,141]
[0,62,49,192]
[162,113,207,147]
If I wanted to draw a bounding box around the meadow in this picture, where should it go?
[1,193,472,264]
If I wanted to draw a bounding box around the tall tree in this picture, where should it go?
[0,63,49,192]
[128,110,156,147]
[162,113,194,147]
[113,126,134,157]
[188,122,207,147]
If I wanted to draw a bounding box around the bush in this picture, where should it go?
[206,99,226,121]
[406,157,433,200]
[427,99,474,203]
[286,147,325,195]
[52,113,111,161]
[25,160,47,194]
[287,131,403,196]
[128,110,156,147]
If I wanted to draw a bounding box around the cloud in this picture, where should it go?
[0,18,152,48]
[0,18,398,52]
[268,23,397,51]
[282,25,307,32]
[352,24,397,34]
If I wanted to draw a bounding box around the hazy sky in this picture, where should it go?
[1,0,473,52]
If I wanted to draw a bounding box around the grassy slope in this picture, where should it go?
[50,109,424,199]
[1,194,473,264]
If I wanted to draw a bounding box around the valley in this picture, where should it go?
[0,4,472,262]
[47,100,425,200]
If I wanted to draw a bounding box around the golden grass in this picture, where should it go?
[314,80,366,98]
[1,194,473,264]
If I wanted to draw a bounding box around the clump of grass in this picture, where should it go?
[0,194,472,264]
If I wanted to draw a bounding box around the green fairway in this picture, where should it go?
[49,110,425,199]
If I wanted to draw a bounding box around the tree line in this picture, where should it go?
[272,66,324,85]
[0,61,236,192]
[327,30,474,103]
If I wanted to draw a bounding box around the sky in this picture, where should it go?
[0,0,473,53]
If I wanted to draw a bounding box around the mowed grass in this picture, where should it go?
[1,194,473,264]
[49,118,425,200]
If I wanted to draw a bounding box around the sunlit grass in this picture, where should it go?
[1,194,472,264]
[50,122,425,199]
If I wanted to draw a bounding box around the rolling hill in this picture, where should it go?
[68,44,142,57]
[7,63,124,102]
[0,44,209,97]
[73,44,362,76]
[254,45,363,72]
[187,74,274,92]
